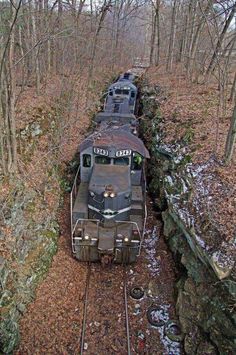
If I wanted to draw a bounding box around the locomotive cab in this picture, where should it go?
[71,128,149,264]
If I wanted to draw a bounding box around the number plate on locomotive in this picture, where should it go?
[116,149,132,157]
[94,147,109,156]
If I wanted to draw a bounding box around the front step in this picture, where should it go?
[131,186,143,203]
[130,202,143,216]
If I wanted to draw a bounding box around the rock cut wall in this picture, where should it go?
[139,81,236,355]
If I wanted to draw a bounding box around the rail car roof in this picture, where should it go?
[80,129,150,158]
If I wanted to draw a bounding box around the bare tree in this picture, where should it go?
[225,103,236,163]
[166,0,179,72]
[206,2,236,76]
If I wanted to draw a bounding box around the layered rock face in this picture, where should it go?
[0,108,61,354]
[140,83,236,355]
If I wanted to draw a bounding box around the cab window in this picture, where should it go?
[83,154,91,168]
[114,157,129,166]
[131,91,135,98]
[132,152,142,170]
[95,156,111,164]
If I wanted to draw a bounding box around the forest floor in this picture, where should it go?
[145,66,235,273]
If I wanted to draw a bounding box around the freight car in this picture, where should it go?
[70,71,149,265]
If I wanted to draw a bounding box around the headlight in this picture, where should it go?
[84,234,90,240]
[124,237,129,243]
[110,192,116,198]
[90,191,95,197]
[103,191,109,198]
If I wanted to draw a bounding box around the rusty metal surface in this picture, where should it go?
[80,128,150,158]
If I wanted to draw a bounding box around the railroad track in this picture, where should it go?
[80,262,91,355]
[80,263,131,355]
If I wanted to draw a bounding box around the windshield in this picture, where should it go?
[115,89,130,96]
[95,156,111,165]
[114,157,129,166]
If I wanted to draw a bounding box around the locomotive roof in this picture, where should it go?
[109,80,137,91]
[80,128,150,158]
[95,112,136,123]
[89,164,130,193]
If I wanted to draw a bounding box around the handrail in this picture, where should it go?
[139,164,148,254]
[70,165,81,234]
[115,219,141,239]
[71,165,80,200]
[71,218,100,253]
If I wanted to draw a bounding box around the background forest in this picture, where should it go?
[0,0,235,175]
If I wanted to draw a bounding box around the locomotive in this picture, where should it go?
[71,72,149,264]
[104,73,137,114]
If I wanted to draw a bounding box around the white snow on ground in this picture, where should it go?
[142,227,160,277]
[150,304,182,355]
[165,155,235,273]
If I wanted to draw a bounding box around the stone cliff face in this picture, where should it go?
[140,83,236,355]
[0,108,61,354]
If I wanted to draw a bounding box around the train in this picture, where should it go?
[70,71,149,265]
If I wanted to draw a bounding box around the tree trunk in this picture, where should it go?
[179,6,189,63]
[154,0,160,66]
[166,0,179,72]
[150,7,157,66]
[185,0,197,73]
[187,0,212,79]
[7,2,18,172]
[224,103,236,163]
[30,0,40,94]
[206,3,236,75]
[87,0,112,86]
[230,72,236,102]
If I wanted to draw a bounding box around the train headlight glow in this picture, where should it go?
[124,237,129,243]
[110,192,116,198]
[103,191,109,198]
[84,234,90,240]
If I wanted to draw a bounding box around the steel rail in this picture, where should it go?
[123,266,131,355]
[80,262,91,355]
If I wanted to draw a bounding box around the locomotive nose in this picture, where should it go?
[88,164,131,220]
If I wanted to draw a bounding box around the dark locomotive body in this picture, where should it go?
[71,71,149,264]
[104,73,137,115]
